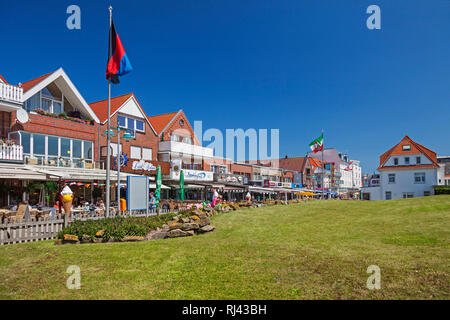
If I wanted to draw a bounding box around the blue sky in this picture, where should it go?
[1,0,449,173]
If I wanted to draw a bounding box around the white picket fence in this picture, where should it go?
[0,144,23,161]
[0,209,176,245]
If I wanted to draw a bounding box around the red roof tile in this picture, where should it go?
[378,135,439,170]
[147,111,179,135]
[21,71,54,92]
[89,93,134,123]
[277,157,307,171]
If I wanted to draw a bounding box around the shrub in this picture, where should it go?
[57,212,190,241]
[434,186,450,195]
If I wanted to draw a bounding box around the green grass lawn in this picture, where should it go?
[0,196,449,299]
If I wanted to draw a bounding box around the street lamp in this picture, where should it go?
[103,126,132,214]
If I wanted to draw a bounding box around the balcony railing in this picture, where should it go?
[24,156,104,169]
[0,144,23,161]
[0,83,23,104]
[159,141,213,158]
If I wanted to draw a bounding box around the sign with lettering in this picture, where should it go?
[132,160,156,171]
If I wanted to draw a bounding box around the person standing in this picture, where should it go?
[212,188,219,207]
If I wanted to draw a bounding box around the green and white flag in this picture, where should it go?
[309,133,324,153]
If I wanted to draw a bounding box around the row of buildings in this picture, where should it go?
[0,68,363,206]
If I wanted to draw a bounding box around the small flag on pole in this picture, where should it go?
[106,20,132,84]
[309,133,324,153]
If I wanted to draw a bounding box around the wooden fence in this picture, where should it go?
[0,209,176,245]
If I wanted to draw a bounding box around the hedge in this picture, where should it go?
[434,186,450,195]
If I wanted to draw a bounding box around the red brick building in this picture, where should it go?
[89,93,169,175]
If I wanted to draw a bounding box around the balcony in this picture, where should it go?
[0,83,23,112]
[0,144,23,162]
[159,141,213,159]
[24,156,104,169]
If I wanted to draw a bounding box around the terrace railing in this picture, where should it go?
[0,144,23,161]
[0,83,23,104]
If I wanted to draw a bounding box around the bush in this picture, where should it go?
[57,213,186,241]
[434,186,450,195]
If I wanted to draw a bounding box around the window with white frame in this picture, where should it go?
[25,83,64,114]
[414,172,425,184]
[402,192,414,198]
[385,191,392,200]
[117,114,145,137]
[183,136,192,144]
[142,147,152,160]
[130,146,141,159]
[110,142,122,157]
[19,131,93,162]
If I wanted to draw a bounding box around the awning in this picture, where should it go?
[0,163,155,182]
[248,186,277,193]
[149,183,170,189]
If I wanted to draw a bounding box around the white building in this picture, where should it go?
[362,136,440,200]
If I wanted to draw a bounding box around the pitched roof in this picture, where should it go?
[0,75,8,84]
[278,157,307,172]
[21,71,54,92]
[378,135,439,170]
[89,93,134,123]
[147,111,180,135]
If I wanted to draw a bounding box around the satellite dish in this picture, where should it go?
[16,109,29,124]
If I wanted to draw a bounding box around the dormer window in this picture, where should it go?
[402,145,411,151]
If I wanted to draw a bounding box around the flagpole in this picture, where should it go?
[321,129,324,200]
[105,6,113,217]
[117,116,121,214]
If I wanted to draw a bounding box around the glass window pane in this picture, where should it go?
[33,134,45,155]
[48,136,58,156]
[41,99,51,113]
[60,138,70,158]
[73,139,82,158]
[128,118,134,130]
[21,132,30,154]
[26,93,40,112]
[136,120,144,131]
[84,141,92,160]
[53,102,62,115]
[118,115,126,127]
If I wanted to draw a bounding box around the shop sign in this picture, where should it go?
[170,168,213,181]
[215,173,244,185]
[132,160,156,171]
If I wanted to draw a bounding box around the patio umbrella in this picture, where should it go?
[179,170,185,202]
[155,165,161,208]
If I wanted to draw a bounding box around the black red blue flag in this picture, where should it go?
[106,20,132,84]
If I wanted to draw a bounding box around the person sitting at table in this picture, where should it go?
[95,200,105,215]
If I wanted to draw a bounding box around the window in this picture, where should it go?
[118,115,126,127]
[416,157,421,164]
[60,138,70,158]
[142,148,152,160]
[117,115,144,136]
[83,141,93,160]
[385,192,392,200]
[388,174,395,183]
[110,143,122,157]
[130,146,141,159]
[402,193,414,198]
[71,140,81,158]
[394,158,399,165]
[183,136,192,144]
[179,119,184,126]
[414,172,425,184]
[21,132,31,154]
[25,84,64,114]
[405,157,410,165]
[171,134,179,142]
[135,120,144,132]
[48,136,58,156]
[402,145,411,151]
[33,134,45,155]
[424,191,431,196]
